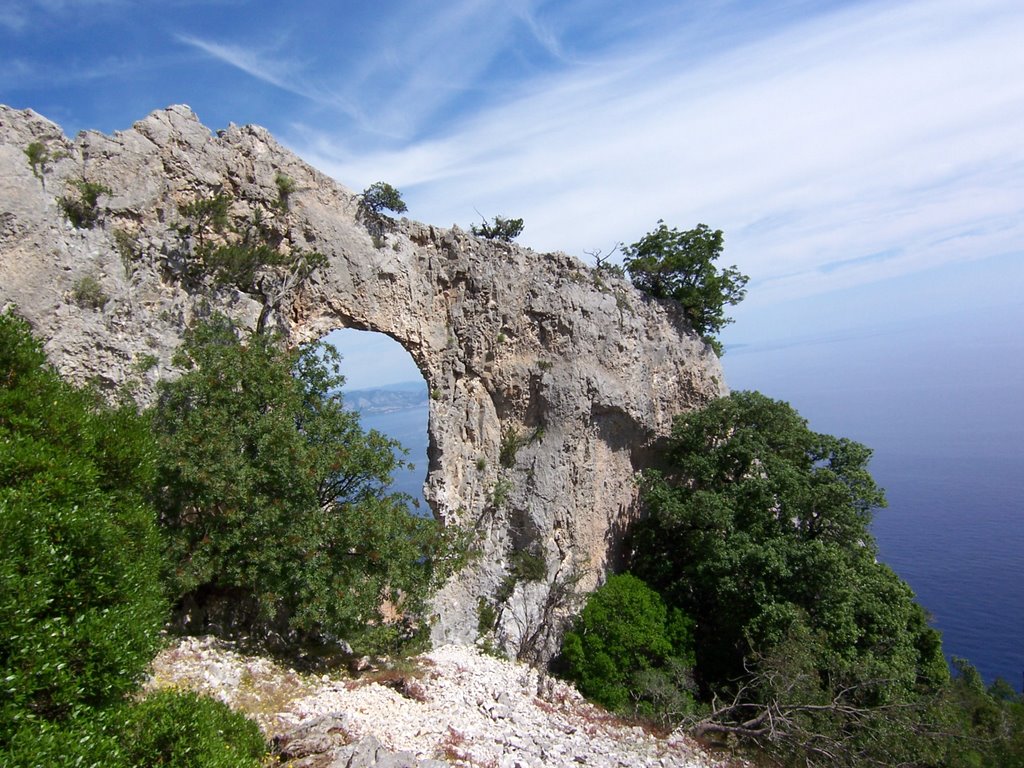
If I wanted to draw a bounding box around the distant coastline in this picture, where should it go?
[341,380,428,415]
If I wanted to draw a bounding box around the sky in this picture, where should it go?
[4,0,1024,681]
[2,0,1022,377]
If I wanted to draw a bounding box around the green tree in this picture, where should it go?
[360,181,408,218]
[0,312,166,743]
[23,141,51,184]
[151,316,459,653]
[58,179,111,229]
[358,182,407,243]
[623,222,748,354]
[942,658,1024,767]
[629,391,949,764]
[175,195,327,334]
[560,573,695,721]
[177,193,233,250]
[470,215,524,243]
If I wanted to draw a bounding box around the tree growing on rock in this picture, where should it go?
[358,182,407,244]
[623,222,748,355]
[175,194,327,334]
[470,215,524,243]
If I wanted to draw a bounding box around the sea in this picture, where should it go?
[360,403,431,512]
[720,304,1024,688]
[349,307,1024,687]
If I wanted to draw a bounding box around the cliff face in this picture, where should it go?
[0,104,726,661]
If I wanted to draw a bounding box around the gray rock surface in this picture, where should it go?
[0,104,726,660]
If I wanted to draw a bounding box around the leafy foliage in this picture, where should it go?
[0,312,166,744]
[58,179,111,228]
[631,392,945,688]
[2,690,266,768]
[177,193,232,249]
[627,391,950,764]
[560,574,696,721]
[623,222,748,354]
[23,141,51,181]
[115,690,266,768]
[72,274,109,309]
[151,316,462,653]
[358,182,407,243]
[942,658,1024,767]
[275,172,297,211]
[175,194,327,333]
[360,181,408,217]
[470,215,524,242]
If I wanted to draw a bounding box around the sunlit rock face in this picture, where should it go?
[0,105,726,662]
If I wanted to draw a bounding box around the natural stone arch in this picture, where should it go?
[0,104,726,661]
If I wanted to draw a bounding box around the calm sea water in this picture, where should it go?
[721,308,1024,687]
[358,404,430,512]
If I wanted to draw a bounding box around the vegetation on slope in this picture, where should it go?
[151,314,464,655]
[561,390,1024,766]
[0,308,465,765]
[0,311,267,767]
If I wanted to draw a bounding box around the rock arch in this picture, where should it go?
[0,105,726,661]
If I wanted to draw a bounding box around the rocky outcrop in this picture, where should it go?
[0,105,726,661]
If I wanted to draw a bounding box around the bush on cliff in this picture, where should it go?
[151,315,462,654]
[0,311,166,744]
[560,573,696,722]
[623,222,748,355]
[624,390,951,765]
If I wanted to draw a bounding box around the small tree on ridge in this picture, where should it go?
[623,222,748,355]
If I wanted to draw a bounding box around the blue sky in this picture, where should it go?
[2,0,1022,384]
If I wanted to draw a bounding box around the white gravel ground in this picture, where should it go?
[148,637,737,768]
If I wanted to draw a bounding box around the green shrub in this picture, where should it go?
[275,172,297,211]
[509,549,546,582]
[499,425,522,468]
[487,478,512,508]
[23,141,51,182]
[118,690,266,768]
[3,691,266,768]
[0,312,166,744]
[470,215,524,242]
[72,274,109,309]
[477,597,498,635]
[2,711,126,768]
[151,316,462,654]
[560,573,695,719]
[58,179,111,228]
[113,228,141,278]
[177,193,232,248]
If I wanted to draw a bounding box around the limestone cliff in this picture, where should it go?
[0,104,726,661]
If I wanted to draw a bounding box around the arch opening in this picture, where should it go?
[323,328,431,516]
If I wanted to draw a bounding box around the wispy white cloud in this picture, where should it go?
[176,34,300,92]
[175,33,371,132]
[338,0,545,140]
[509,0,568,61]
[286,0,1024,310]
